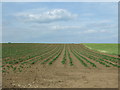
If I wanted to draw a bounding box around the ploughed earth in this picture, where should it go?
[2,44,118,88]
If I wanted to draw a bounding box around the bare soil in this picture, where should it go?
[2,47,118,88]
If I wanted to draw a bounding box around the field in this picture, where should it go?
[2,43,120,88]
[84,43,119,55]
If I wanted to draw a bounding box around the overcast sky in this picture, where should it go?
[2,2,118,43]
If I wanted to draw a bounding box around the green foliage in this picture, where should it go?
[68,51,73,66]
[2,43,120,73]
[84,43,118,55]
[61,50,66,64]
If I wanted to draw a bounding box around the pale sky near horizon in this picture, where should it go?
[2,2,118,43]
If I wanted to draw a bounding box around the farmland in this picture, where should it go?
[2,43,119,88]
[84,43,119,55]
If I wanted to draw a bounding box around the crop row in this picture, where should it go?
[2,45,63,72]
[70,44,120,67]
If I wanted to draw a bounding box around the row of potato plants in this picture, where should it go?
[61,45,74,66]
[41,46,62,64]
[2,45,56,68]
[2,43,51,60]
[72,45,120,67]
[80,44,119,63]
[71,47,97,67]
[2,44,53,65]
[48,47,63,65]
[72,45,112,67]
[69,46,88,67]
[67,47,74,66]
[61,50,67,64]
[2,45,61,72]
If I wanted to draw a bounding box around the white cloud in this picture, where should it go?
[15,9,78,23]
[51,25,81,30]
[83,29,112,34]
[83,30,97,33]
[2,0,119,2]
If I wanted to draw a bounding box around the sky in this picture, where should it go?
[2,2,118,43]
[1,0,119,2]
[0,3,2,43]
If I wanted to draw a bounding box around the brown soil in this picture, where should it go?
[2,46,118,88]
